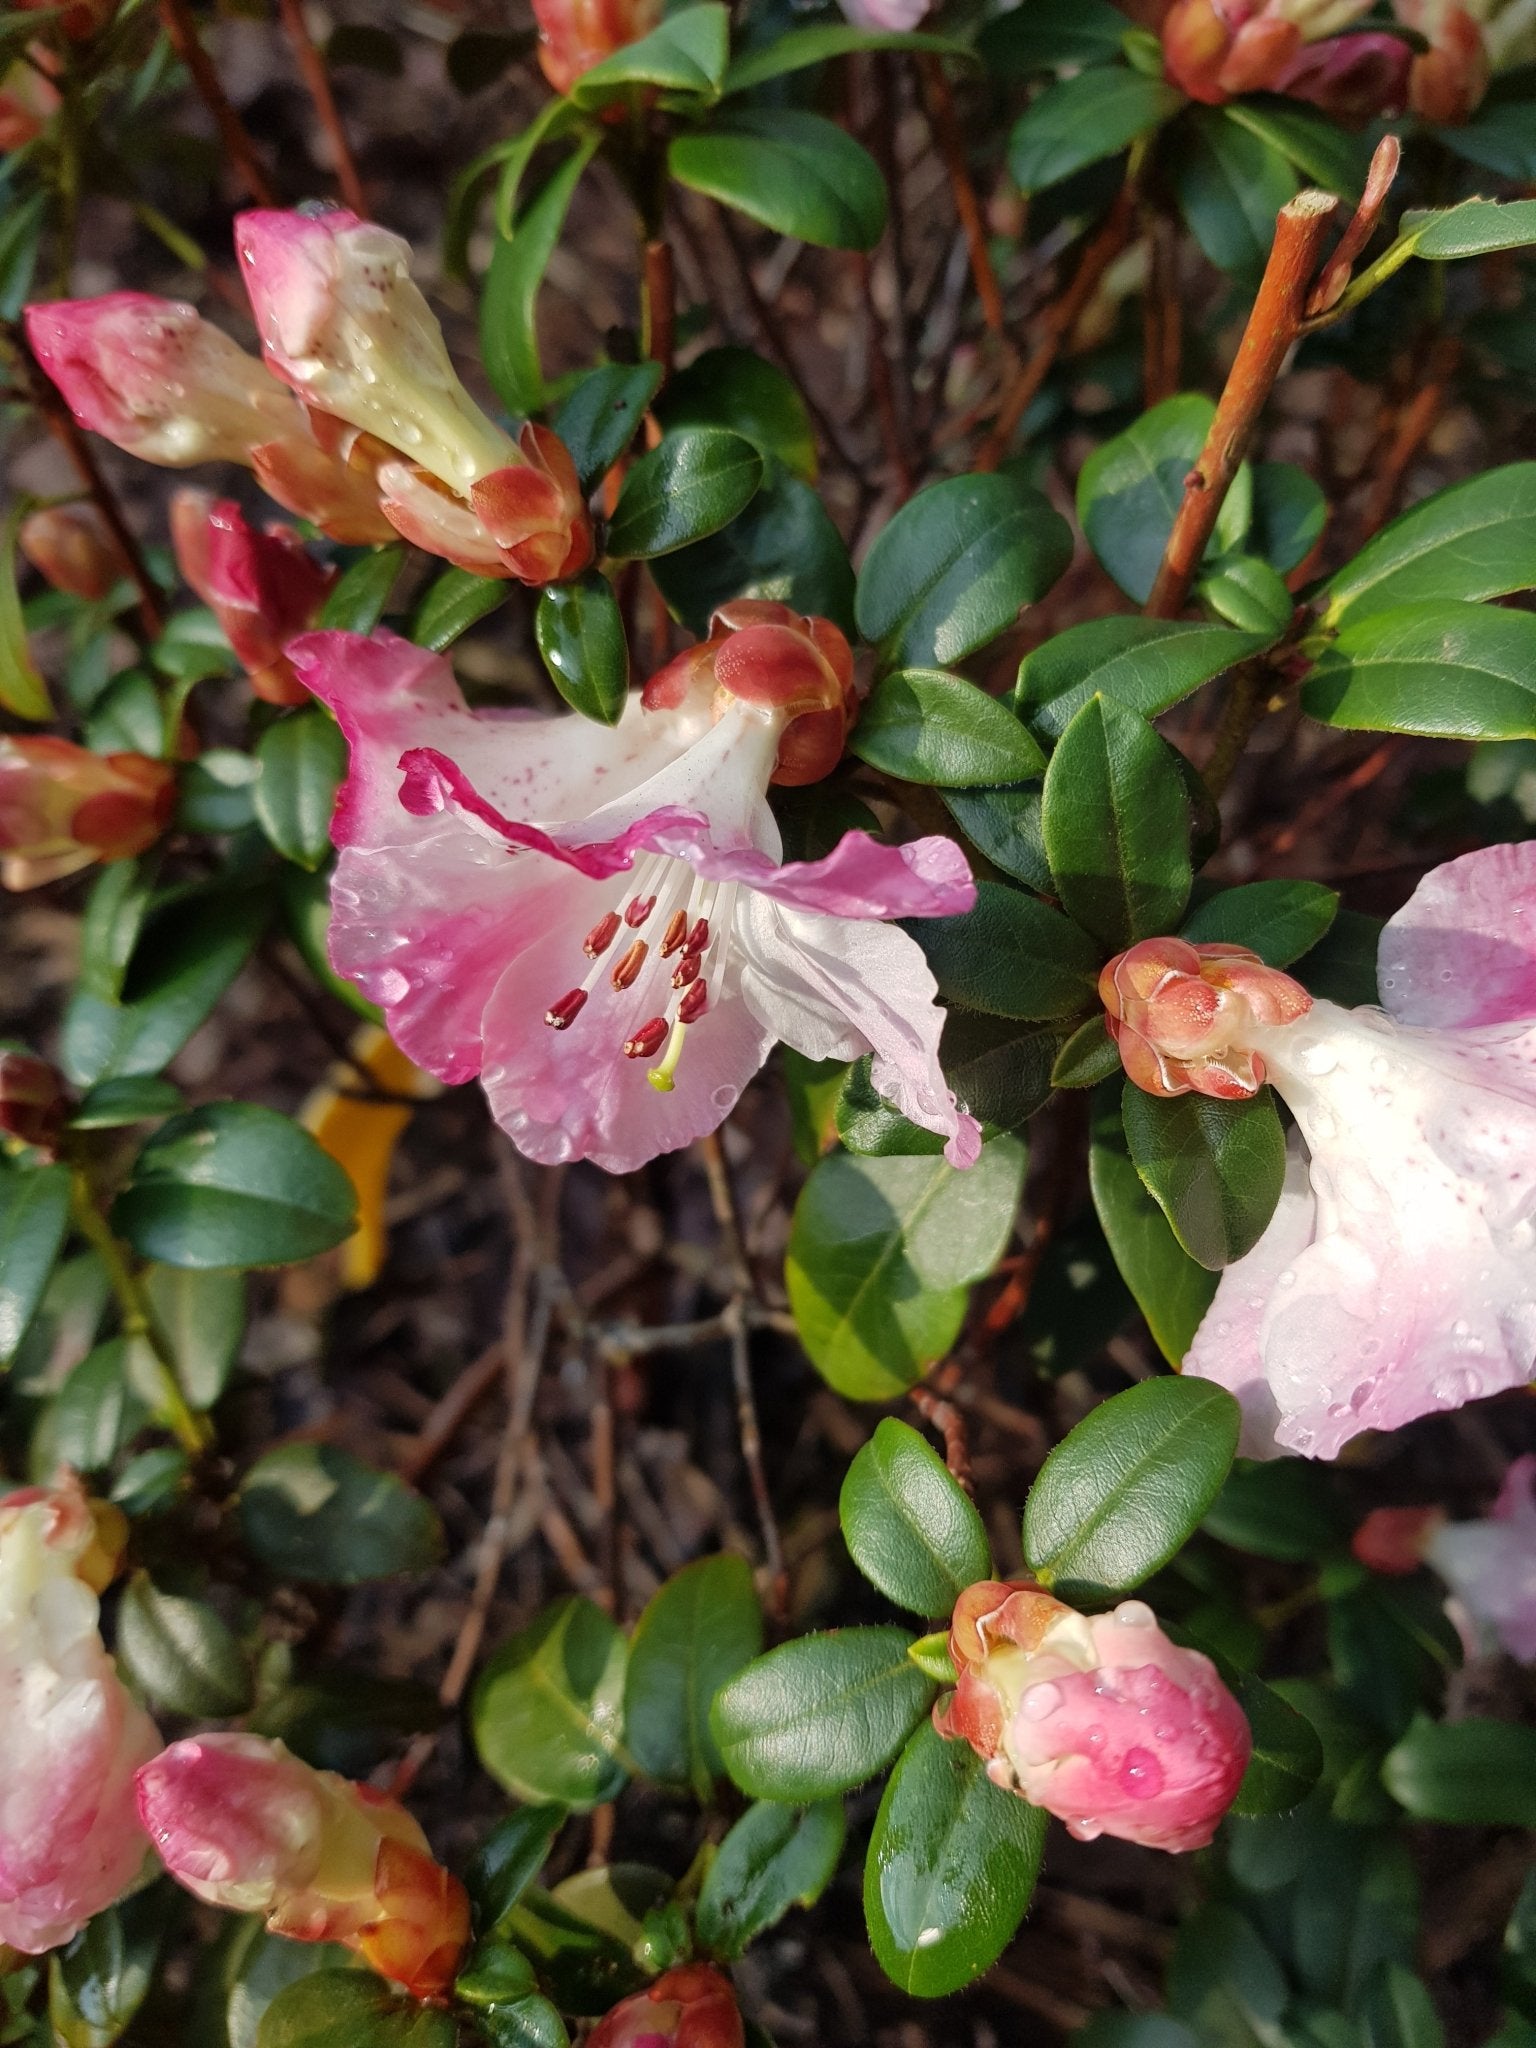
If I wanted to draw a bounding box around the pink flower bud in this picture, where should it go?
[1352,1505,1444,1574]
[0,1475,156,1953]
[531,0,664,94]
[170,490,335,707]
[19,503,132,603]
[644,599,859,787]
[1100,936,1312,1099]
[0,736,175,890]
[933,1581,1251,1853]
[0,1051,69,1154]
[25,294,300,467]
[1160,0,1402,105]
[1270,29,1411,119]
[0,49,59,151]
[135,1735,471,2001]
[587,1964,745,2048]
[1398,0,1488,119]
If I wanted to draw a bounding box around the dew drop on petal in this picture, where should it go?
[1021,1681,1061,1722]
[712,1085,738,1109]
[1114,1600,1155,1628]
[1121,1747,1164,1800]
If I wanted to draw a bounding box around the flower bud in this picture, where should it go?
[644,600,859,786]
[533,0,664,94]
[19,503,132,603]
[0,736,175,890]
[0,1051,69,1154]
[1270,29,1411,118]
[587,1964,745,2048]
[1352,1505,1443,1574]
[171,490,335,707]
[0,49,59,152]
[1100,936,1312,1099]
[0,1474,155,1953]
[1399,0,1488,119]
[135,1735,471,2000]
[1160,0,1403,105]
[934,1582,1250,1852]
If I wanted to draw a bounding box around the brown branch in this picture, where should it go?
[857,252,914,497]
[159,0,279,208]
[917,55,1006,339]
[1142,209,1182,406]
[275,0,367,217]
[976,185,1136,473]
[909,1385,974,1496]
[1357,333,1460,541]
[1145,190,1339,620]
[642,236,675,380]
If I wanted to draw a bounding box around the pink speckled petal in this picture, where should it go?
[1379,841,1536,1029]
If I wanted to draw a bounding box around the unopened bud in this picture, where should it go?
[532,0,664,94]
[0,1052,68,1154]
[19,503,132,603]
[587,1963,745,2048]
[171,490,335,707]
[0,736,175,890]
[1100,936,1312,1099]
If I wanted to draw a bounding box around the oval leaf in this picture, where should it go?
[840,1417,992,1617]
[669,110,887,251]
[1122,1083,1287,1270]
[255,708,347,871]
[606,427,763,560]
[712,1627,935,1800]
[696,1799,846,1961]
[850,670,1046,787]
[239,1443,444,1584]
[623,1554,764,1798]
[535,571,629,725]
[473,1597,630,1808]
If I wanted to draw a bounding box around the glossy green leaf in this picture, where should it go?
[1221,95,1369,194]
[851,669,1044,787]
[712,1627,934,1800]
[255,708,347,871]
[1181,879,1339,965]
[1304,600,1536,739]
[607,427,763,559]
[657,345,816,481]
[835,1056,945,1158]
[1077,394,1252,604]
[499,1889,640,2015]
[623,1554,763,1798]
[279,864,383,1024]
[409,566,515,651]
[474,1597,630,1808]
[1443,93,1536,181]
[1322,466,1536,623]
[1199,554,1293,634]
[552,362,664,492]
[840,1418,992,1617]
[978,0,1131,74]
[1089,1097,1217,1365]
[570,2,728,104]
[1023,1375,1241,1591]
[1052,1013,1122,1089]
[143,1262,244,1408]
[651,468,855,637]
[721,22,971,93]
[535,572,628,724]
[255,1970,456,2047]
[38,1336,150,1479]
[904,880,1102,1020]
[1042,695,1193,949]
[1230,1672,1325,1816]
[1381,1716,1536,1825]
[1018,615,1268,739]
[0,1163,71,1366]
[240,1443,444,1583]
[318,546,405,633]
[856,472,1072,670]
[1362,1963,1445,2048]
[942,1008,1059,1136]
[940,785,1051,891]
[78,856,160,1007]
[51,1887,167,2048]
[481,138,600,416]
[669,110,887,251]
[116,1570,253,1717]
[1009,68,1180,192]
[696,1799,846,1960]
[865,1720,1046,1997]
[114,1102,357,1268]
[1203,1457,1347,1561]
[1124,1083,1287,1270]
[1400,197,1536,259]
[1250,461,1328,573]
[468,1807,568,1935]
[1174,108,1299,282]
[0,506,52,720]
[70,1076,184,1131]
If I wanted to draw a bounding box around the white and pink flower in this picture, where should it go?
[1355,1459,1536,1663]
[289,607,980,1174]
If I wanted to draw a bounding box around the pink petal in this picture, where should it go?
[1380,842,1536,1029]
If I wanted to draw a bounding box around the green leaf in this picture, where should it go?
[1230,1672,1325,1817]
[468,1808,568,1935]
[1250,461,1328,574]
[904,879,1102,1020]
[855,472,1072,670]
[1322,466,1536,623]
[1168,1901,1289,2046]
[535,572,628,724]
[1443,93,1536,181]
[0,1163,71,1366]
[1381,1716,1536,1825]
[940,785,1051,891]
[1303,600,1536,739]
[176,748,260,834]
[942,1008,1060,1136]
[318,546,406,633]
[712,1626,935,1800]
[606,427,764,559]
[850,669,1045,787]
[70,1076,184,1131]
[669,110,887,251]
[657,345,816,481]
[279,864,383,1024]
[785,1140,1026,1399]
[50,1888,167,2048]
[721,22,972,93]
[651,469,855,637]
[1123,1082,1287,1270]
[500,1889,641,2015]
[116,1570,253,1717]
[0,505,52,720]
[474,1597,630,1808]
[570,3,728,105]
[240,1443,444,1584]
[864,1721,1046,1997]
[1400,197,1536,259]
[113,1102,357,1268]
[978,0,1132,75]
[1181,879,1339,965]
[1052,1014,1122,1089]
[1174,108,1299,283]
[1009,69,1181,193]
[552,363,664,493]
[38,1336,150,1478]
[836,1056,945,1157]
[1221,95,1370,194]
[696,1799,846,1960]
[78,856,160,1007]
[1089,1098,1217,1364]
[1203,1457,1347,1561]
[1018,616,1269,740]
[1023,1375,1241,1592]
[1361,1964,1446,2048]
[1042,695,1192,949]
[1077,393,1252,604]
[255,1970,456,2047]
[622,1554,763,1798]
[840,1418,992,1617]
[482,138,601,417]
[409,567,515,651]
[1199,554,1293,635]
[143,1263,245,1408]
[255,708,347,871]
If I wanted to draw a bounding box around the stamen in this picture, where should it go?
[648,1019,688,1093]
[659,910,688,957]
[611,939,648,991]
[624,1017,668,1060]
[679,978,708,1024]
[624,895,656,928]
[583,910,621,958]
[685,917,709,954]
[545,989,587,1030]
[672,950,702,990]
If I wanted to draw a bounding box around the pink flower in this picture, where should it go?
[170,489,335,707]
[233,208,593,585]
[0,1476,156,1954]
[933,1581,1251,1853]
[18,504,130,603]
[532,0,664,94]
[288,615,980,1173]
[135,1734,470,2000]
[587,1964,745,2048]
[1161,0,1409,111]
[835,0,932,29]
[0,735,176,890]
[1109,842,1536,1460]
[1425,1457,1536,1662]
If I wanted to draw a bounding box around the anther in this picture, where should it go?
[659,909,688,957]
[624,895,656,928]
[545,989,587,1030]
[672,950,702,990]
[684,917,709,954]
[679,979,708,1024]
[623,1016,668,1060]
[583,911,621,958]
[611,940,648,991]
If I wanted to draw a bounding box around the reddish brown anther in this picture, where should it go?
[659,909,689,956]
[584,910,621,957]
[545,989,588,1030]
[672,951,702,990]
[625,895,656,928]
[623,1017,669,1060]
[679,980,709,1024]
[611,940,648,991]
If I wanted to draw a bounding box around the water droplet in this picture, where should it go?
[396,420,424,446]
[1069,1817,1103,1842]
[712,1085,738,1109]
[1278,1268,1298,1289]
[1085,1724,1106,1750]
[1021,1682,1061,1722]
[1113,1600,1155,1628]
[1295,1037,1340,1077]
[1154,1723,1178,1742]
[1121,1747,1164,1800]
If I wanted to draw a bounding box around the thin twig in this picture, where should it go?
[1145,190,1339,619]
[909,1386,974,1495]
[275,0,367,217]
[642,236,675,379]
[1357,333,1460,540]
[397,1338,505,1484]
[159,0,279,207]
[917,54,1006,339]
[857,252,913,496]
[1142,208,1182,406]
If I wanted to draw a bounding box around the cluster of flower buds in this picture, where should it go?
[171,490,335,706]
[0,1475,157,1954]
[933,1581,1251,1852]
[1355,1456,1536,1663]
[26,208,593,589]
[136,1734,472,1999]
[0,734,175,891]
[1099,937,1313,1100]
[642,599,860,787]
[587,1964,745,2048]
[532,0,662,93]
[1159,0,1414,118]
[18,502,132,603]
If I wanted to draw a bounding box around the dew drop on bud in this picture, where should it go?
[1113,1600,1155,1628]
[1021,1681,1062,1722]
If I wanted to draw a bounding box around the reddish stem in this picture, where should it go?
[918,55,1006,340]
[275,0,368,218]
[158,0,279,208]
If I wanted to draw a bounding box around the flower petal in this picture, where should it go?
[1379,841,1536,1030]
